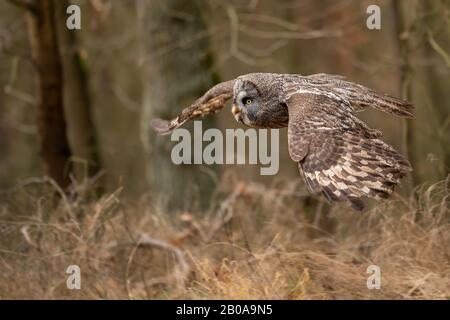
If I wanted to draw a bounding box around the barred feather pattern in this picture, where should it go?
[295,129,411,210]
[286,89,412,210]
[301,73,414,118]
[151,80,235,135]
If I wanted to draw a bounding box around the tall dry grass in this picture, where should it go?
[0,173,448,299]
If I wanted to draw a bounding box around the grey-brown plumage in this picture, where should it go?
[151,73,413,210]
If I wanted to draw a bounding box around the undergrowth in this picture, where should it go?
[0,174,448,299]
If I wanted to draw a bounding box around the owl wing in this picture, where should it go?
[151,80,235,135]
[306,73,414,118]
[284,83,412,210]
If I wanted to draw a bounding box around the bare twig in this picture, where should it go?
[238,25,342,40]
[224,5,342,67]
[126,233,190,295]
[427,29,450,68]
[137,234,189,273]
[240,13,299,31]
[205,183,244,242]
[225,5,272,66]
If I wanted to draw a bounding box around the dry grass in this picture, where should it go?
[0,173,449,300]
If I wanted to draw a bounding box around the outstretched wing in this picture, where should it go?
[306,73,414,118]
[284,83,412,210]
[150,80,235,135]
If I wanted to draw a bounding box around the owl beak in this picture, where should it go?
[231,105,242,122]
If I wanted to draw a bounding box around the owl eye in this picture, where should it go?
[242,97,252,105]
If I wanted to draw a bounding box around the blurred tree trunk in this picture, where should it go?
[392,0,418,187]
[418,0,450,179]
[0,91,6,189]
[54,0,102,184]
[25,0,72,188]
[393,0,449,184]
[139,0,220,212]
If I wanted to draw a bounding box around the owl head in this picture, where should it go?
[231,73,288,128]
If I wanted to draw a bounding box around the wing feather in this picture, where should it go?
[285,88,412,210]
[150,80,235,135]
[306,73,414,118]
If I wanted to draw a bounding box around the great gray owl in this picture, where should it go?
[151,73,413,210]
